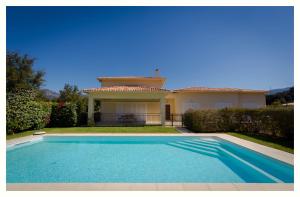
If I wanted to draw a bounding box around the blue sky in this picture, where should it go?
[7,6,294,92]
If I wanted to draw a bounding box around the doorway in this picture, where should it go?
[165,104,171,121]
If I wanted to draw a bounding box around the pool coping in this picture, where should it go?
[6,133,294,191]
[6,183,294,191]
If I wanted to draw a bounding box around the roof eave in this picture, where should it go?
[83,90,169,93]
[172,90,268,93]
[97,77,166,82]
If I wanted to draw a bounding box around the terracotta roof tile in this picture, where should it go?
[173,87,268,93]
[83,86,169,93]
[97,76,166,81]
[84,86,267,93]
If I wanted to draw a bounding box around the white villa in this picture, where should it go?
[83,70,267,125]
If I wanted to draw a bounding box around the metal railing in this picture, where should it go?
[168,113,184,127]
[93,112,184,127]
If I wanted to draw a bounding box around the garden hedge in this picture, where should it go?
[6,89,51,134]
[7,89,90,134]
[78,112,88,126]
[49,102,78,127]
[183,107,294,139]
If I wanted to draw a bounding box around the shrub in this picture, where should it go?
[49,102,77,127]
[219,108,260,133]
[184,109,225,132]
[78,112,88,126]
[6,89,51,134]
[182,110,194,129]
[27,101,52,130]
[183,107,294,139]
[258,107,294,139]
[75,97,88,126]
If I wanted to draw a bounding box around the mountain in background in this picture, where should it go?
[41,89,59,100]
[266,86,294,105]
[267,87,292,95]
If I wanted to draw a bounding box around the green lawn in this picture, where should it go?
[227,132,294,153]
[6,126,180,140]
[6,130,36,140]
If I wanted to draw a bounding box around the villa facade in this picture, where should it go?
[83,72,267,125]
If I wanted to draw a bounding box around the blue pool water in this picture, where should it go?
[7,136,293,183]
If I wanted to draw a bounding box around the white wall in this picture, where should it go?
[168,92,266,114]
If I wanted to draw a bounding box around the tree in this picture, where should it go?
[58,84,82,102]
[58,83,88,126]
[6,52,45,92]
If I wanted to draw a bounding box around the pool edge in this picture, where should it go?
[6,183,294,191]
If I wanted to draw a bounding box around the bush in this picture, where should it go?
[28,101,52,130]
[49,102,77,127]
[258,107,294,139]
[78,112,88,126]
[6,89,51,134]
[75,97,88,126]
[217,108,261,133]
[183,110,219,132]
[183,107,294,140]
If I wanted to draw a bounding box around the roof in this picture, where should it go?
[97,76,166,82]
[173,87,268,93]
[83,86,169,93]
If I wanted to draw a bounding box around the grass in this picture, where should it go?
[6,126,180,140]
[6,130,36,140]
[227,132,294,153]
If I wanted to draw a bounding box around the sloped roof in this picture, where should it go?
[173,87,268,93]
[83,86,267,94]
[97,76,166,82]
[83,86,169,93]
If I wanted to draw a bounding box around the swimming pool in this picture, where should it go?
[7,136,293,183]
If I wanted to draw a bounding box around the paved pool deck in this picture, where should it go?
[6,183,293,191]
[6,132,294,191]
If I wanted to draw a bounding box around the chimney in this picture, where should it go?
[155,68,160,77]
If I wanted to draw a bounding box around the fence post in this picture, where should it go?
[171,114,174,126]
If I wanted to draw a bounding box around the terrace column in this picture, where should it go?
[88,95,95,125]
[160,97,166,125]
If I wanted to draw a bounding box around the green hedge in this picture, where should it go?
[75,97,88,126]
[6,90,51,134]
[77,112,88,126]
[49,103,77,127]
[6,89,88,134]
[183,107,294,139]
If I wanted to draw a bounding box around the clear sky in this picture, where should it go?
[7,6,294,92]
